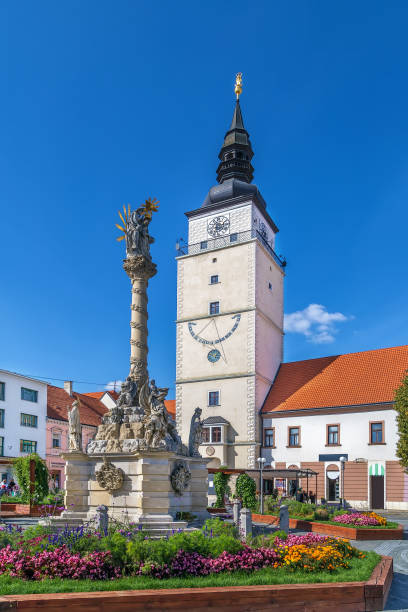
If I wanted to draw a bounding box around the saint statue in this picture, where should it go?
[189,407,204,457]
[125,207,154,259]
[68,399,82,451]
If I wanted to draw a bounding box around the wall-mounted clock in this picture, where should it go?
[188,314,241,364]
[207,215,230,238]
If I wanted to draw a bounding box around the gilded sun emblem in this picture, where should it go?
[115,204,131,242]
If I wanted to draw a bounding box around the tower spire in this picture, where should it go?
[216,73,254,184]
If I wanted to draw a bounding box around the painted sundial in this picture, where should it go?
[188,314,241,364]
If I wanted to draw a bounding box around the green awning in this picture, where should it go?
[369,463,384,476]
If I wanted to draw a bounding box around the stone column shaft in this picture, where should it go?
[123,255,157,386]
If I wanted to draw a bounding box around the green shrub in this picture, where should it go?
[202,518,238,538]
[314,508,329,521]
[125,528,243,569]
[249,529,288,548]
[213,470,231,507]
[264,495,279,514]
[283,500,315,518]
[235,473,257,510]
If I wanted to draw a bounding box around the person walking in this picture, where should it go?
[0,479,7,497]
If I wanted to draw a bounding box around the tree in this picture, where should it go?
[12,453,49,503]
[395,372,408,470]
[213,469,231,508]
[235,473,257,510]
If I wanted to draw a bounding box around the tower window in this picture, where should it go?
[200,241,208,250]
[230,233,238,243]
[209,301,219,315]
[208,391,220,406]
[212,258,217,263]
[268,283,272,291]
[210,275,219,284]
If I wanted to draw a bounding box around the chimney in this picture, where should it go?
[64,381,73,396]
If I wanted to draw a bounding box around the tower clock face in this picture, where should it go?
[188,314,241,364]
[207,215,230,238]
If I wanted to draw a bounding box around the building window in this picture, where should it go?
[370,422,384,444]
[208,391,220,406]
[0,410,4,428]
[52,435,61,448]
[21,388,38,403]
[268,282,273,291]
[212,258,217,263]
[20,440,37,453]
[0,383,4,401]
[212,426,222,442]
[20,413,38,428]
[0,437,3,456]
[288,427,300,447]
[202,426,222,443]
[200,241,208,250]
[210,275,219,284]
[327,424,339,445]
[230,233,238,243]
[209,301,219,315]
[264,428,275,447]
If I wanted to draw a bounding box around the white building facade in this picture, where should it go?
[260,347,408,510]
[0,369,47,462]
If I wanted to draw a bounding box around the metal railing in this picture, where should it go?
[177,229,286,269]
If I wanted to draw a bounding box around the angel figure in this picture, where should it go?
[139,379,169,448]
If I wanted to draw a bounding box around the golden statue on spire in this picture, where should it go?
[234,72,243,99]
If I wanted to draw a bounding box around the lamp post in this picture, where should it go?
[340,456,346,508]
[257,457,266,514]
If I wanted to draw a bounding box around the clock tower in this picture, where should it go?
[176,76,286,469]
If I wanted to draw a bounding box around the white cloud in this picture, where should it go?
[284,303,350,344]
[105,380,123,392]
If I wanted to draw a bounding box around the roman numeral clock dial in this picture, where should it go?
[188,314,241,364]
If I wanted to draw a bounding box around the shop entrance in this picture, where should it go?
[326,465,340,501]
[370,476,384,509]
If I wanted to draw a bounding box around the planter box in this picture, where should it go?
[0,504,63,517]
[0,557,393,612]
[252,514,404,540]
[207,507,226,514]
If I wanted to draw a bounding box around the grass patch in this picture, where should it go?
[0,553,380,595]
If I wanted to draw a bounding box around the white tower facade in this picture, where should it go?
[176,93,285,469]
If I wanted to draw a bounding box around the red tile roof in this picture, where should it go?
[48,385,175,425]
[165,400,176,418]
[47,385,108,427]
[262,345,408,414]
[83,390,119,400]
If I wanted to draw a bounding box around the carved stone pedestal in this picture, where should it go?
[50,450,209,531]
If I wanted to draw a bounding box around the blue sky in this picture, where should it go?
[1,1,408,395]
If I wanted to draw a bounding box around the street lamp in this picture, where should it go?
[339,456,347,508]
[257,457,266,514]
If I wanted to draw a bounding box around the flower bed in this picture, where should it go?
[252,513,403,540]
[0,519,375,582]
[0,556,393,611]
